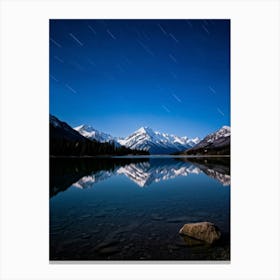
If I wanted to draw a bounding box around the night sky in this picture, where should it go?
[50,19,230,138]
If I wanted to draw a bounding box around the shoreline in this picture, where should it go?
[50,155,230,159]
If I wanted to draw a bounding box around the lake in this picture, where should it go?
[50,156,230,261]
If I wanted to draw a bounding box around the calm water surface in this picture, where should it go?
[50,156,230,261]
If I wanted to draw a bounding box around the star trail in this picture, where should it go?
[50,19,230,138]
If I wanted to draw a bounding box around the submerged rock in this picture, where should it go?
[179,222,221,244]
[98,246,120,256]
[181,235,205,247]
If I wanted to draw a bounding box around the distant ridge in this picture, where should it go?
[183,126,230,155]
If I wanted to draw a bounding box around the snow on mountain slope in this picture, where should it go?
[185,136,200,146]
[73,124,200,154]
[118,127,200,154]
[205,126,230,143]
[184,126,230,155]
[194,126,230,148]
[74,124,114,142]
[74,124,120,146]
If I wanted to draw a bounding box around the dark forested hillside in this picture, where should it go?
[182,126,230,156]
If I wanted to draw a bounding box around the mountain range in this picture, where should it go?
[50,114,230,156]
[75,124,200,155]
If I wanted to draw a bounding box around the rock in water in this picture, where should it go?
[179,222,221,244]
[181,235,205,247]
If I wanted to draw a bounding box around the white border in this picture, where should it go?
[0,0,279,279]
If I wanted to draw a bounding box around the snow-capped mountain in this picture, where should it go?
[74,124,120,146]
[74,124,113,142]
[201,126,230,144]
[73,124,200,154]
[184,126,230,155]
[118,127,200,154]
[184,136,200,147]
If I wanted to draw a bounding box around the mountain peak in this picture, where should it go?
[120,127,199,154]
[72,121,202,155]
[215,125,231,137]
[221,125,230,132]
[136,126,154,134]
[74,123,120,146]
[75,124,96,132]
[207,125,231,139]
[184,125,230,155]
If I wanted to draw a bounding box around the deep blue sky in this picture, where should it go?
[50,19,230,138]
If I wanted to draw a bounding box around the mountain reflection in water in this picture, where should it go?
[50,156,230,197]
